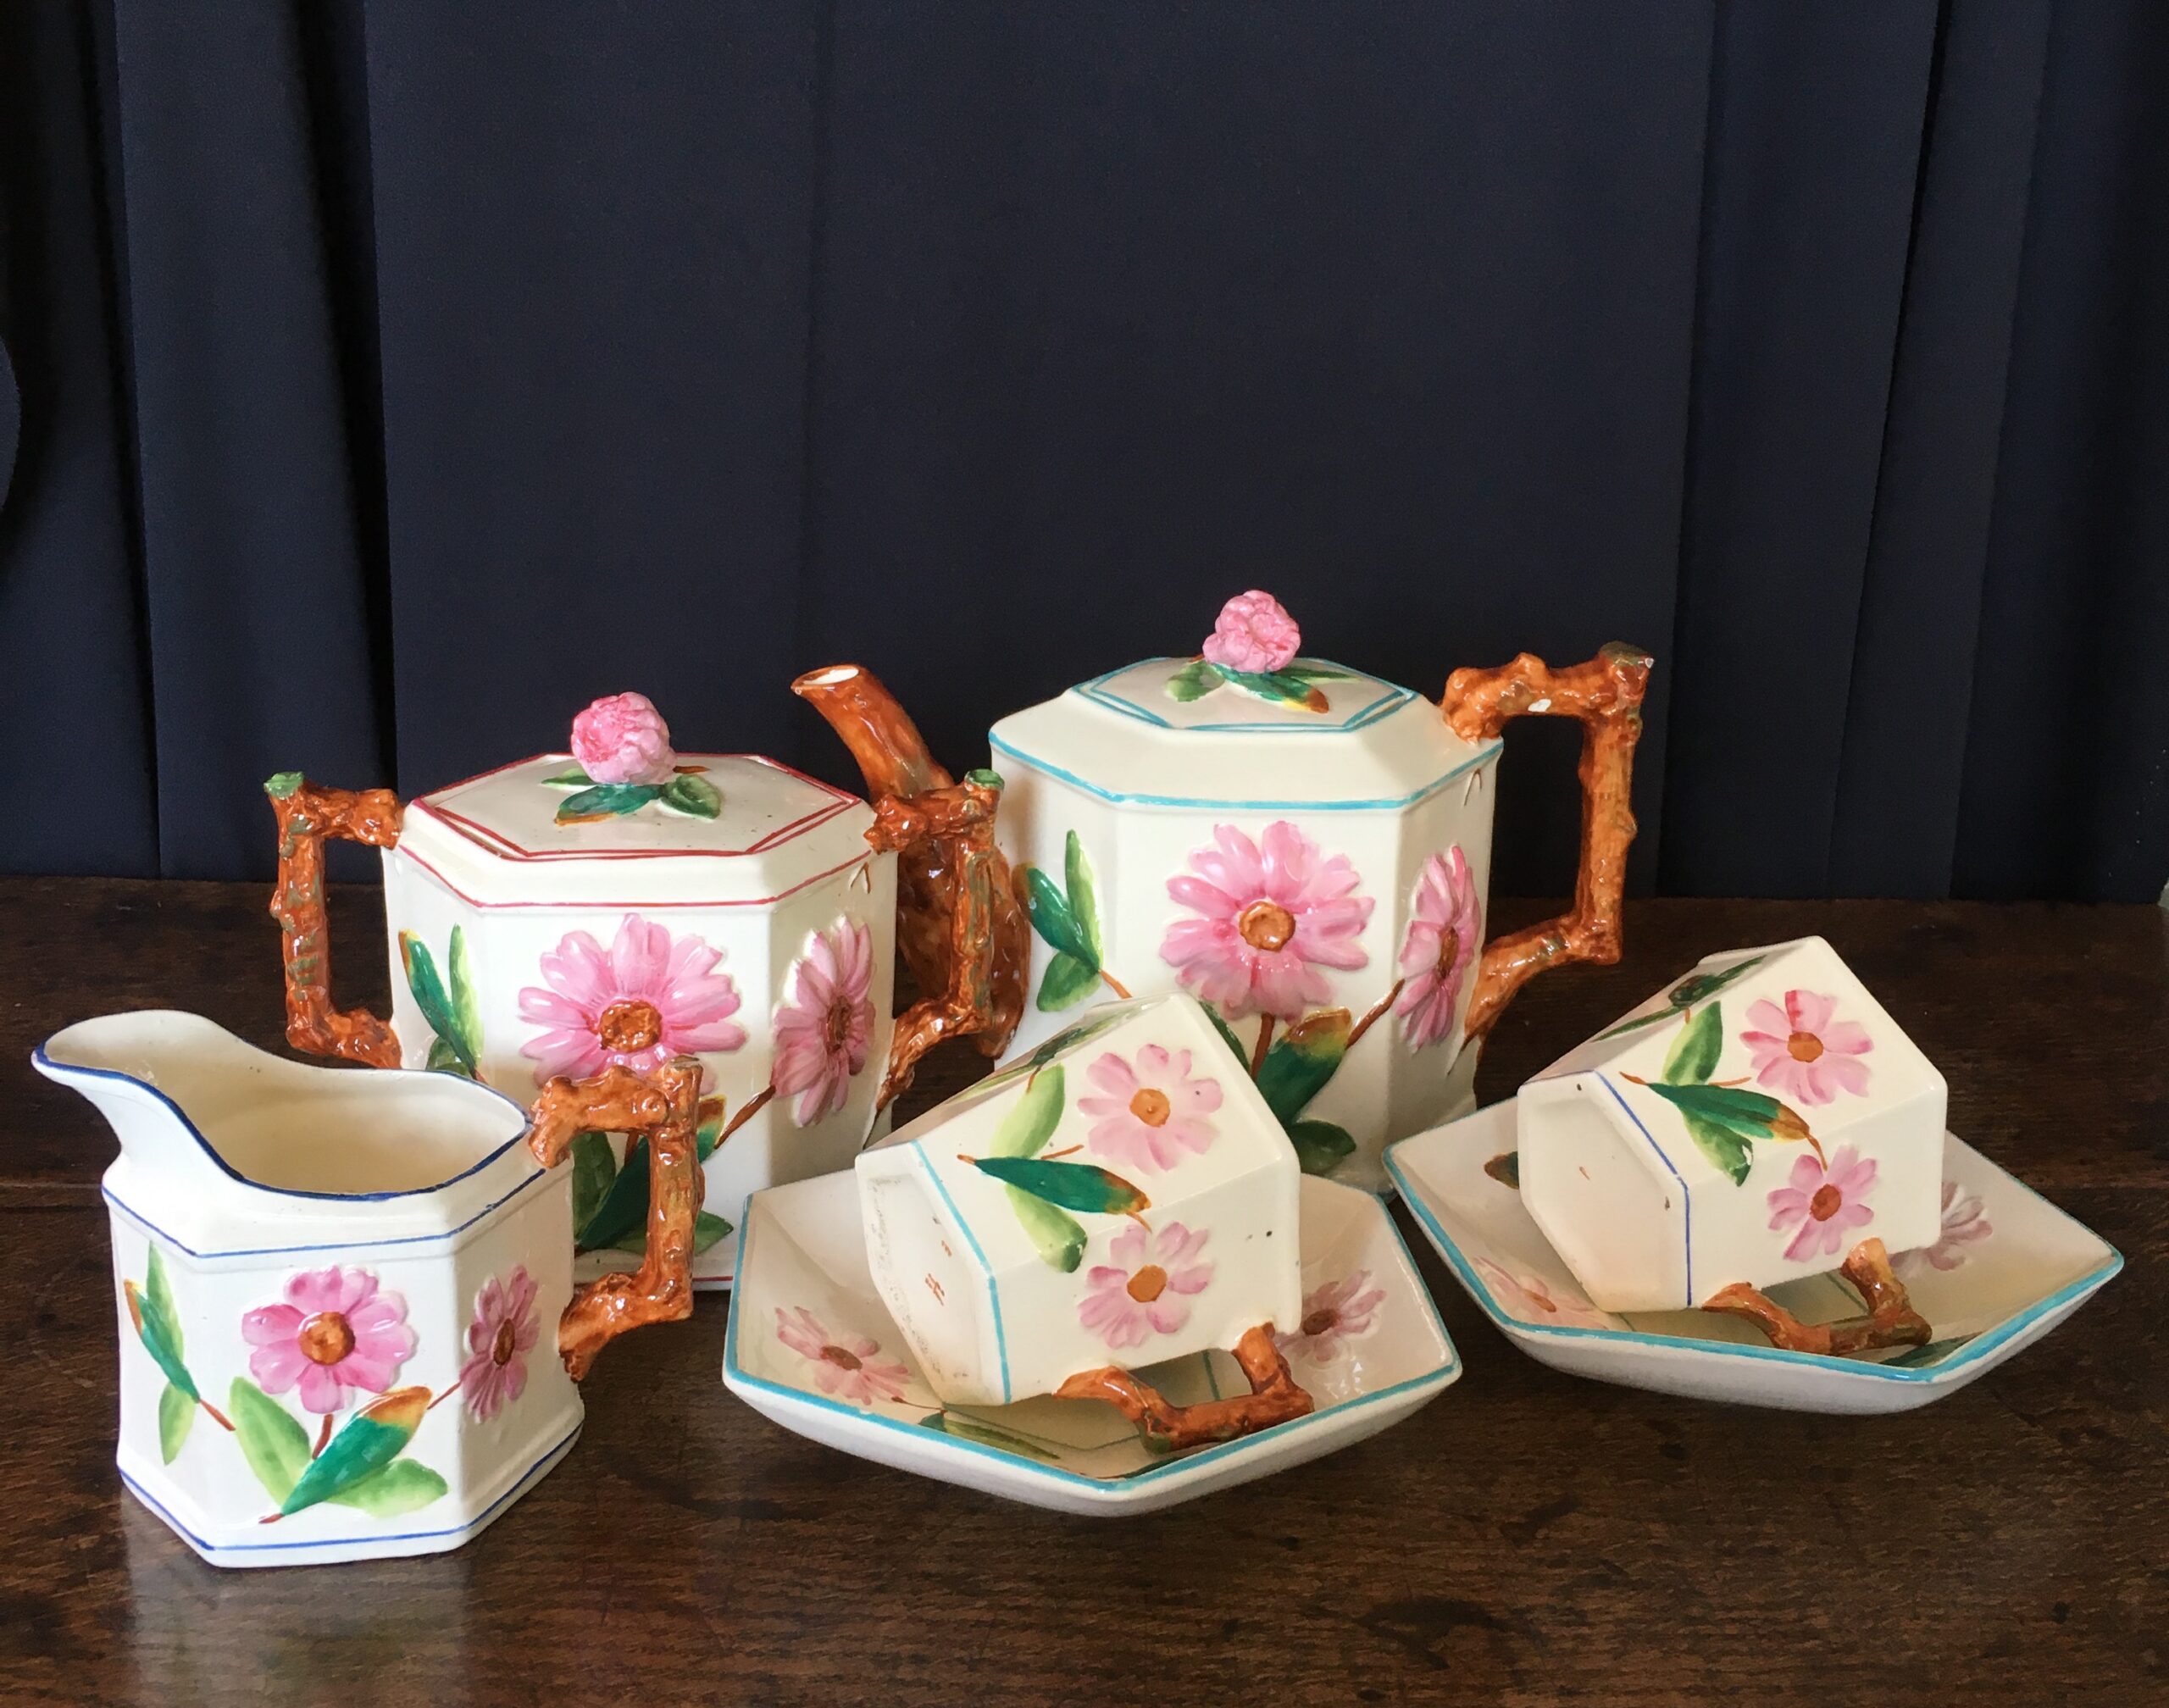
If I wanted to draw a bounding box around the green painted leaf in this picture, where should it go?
[692,1212,733,1254]
[157,1382,195,1464]
[962,768,1004,789]
[424,1035,471,1076]
[1277,664,1355,685]
[1594,954,1768,1040]
[1063,830,1103,962]
[1218,667,1330,712]
[280,1389,427,1517]
[1255,1009,1351,1125]
[1021,865,1096,966]
[125,1259,196,1401]
[1641,1079,1789,1141]
[555,782,663,824]
[1204,1005,1249,1068]
[144,1246,184,1365]
[569,1131,615,1233]
[1036,950,1100,1012]
[989,1063,1065,1158]
[229,1378,311,1503]
[447,924,483,1066]
[970,1156,1149,1218]
[1680,1109,1753,1185]
[542,767,593,786]
[1007,1188,1087,1272]
[400,933,474,1073]
[660,772,724,818]
[579,1123,724,1252]
[1661,1002,1722,1086]
[328,1458,449,1517]
[1164,658,1223,702]
[1286,1118,1356,1176]
[922,1411,1061,1461]
[263,771,304,798]
[1484,1151,1521,1189]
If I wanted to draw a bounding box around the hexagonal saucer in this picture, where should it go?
[723,1173,1460,1514]
[1385,1101,2121,1414]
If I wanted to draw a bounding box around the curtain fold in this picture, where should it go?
[0,0,2162,900]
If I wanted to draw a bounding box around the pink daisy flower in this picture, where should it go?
[1274,1269,1387,1364]
[771,920,877,1127]
[1473,1257,1611,1329]
[457,1266,541,1422]
[241,1267,416,1415]
[1739,989,1872,1106]
[1078,1223,1214,1350]
[1767,1144,1878,1263]
[1898,1179,1992,1277]
[518,914,746,1086]
[1158,822,1373,1022]
[774,1306,910,1406]
[1395,846,1482,1051]
[1077,1045,1223,1173]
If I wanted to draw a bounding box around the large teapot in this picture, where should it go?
[262,692,1008,1289]
[797,592,1652,1193]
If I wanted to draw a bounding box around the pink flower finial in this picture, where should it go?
[1201,591,1301,674]
[571,691,677,785]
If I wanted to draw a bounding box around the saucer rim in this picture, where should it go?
[1384,1113,2122,1386]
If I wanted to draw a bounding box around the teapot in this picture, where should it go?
[261,692,1007,1289]
[797,591,1653,1194]
[35,1012,710,1566]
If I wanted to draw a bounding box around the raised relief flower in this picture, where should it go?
[1078,1045,1223,1173]
[1898,1179,1992,1277]
[1739,990,1872,1106]
[1201,590,1302,674]
[570,690,677,785]
[519,914,746,1086]
[1395,846,1482,1051]
[458,1266,541,1422]
[1767,1144,1878,1263]
[1274,1270,1386,1365]
[1078,1223,1214,1350]
[241,1267,417,1414]
[775,1306,911,1406]
[1160,822,1373,1022]
[771,920,877,1127]
[1473,1257,1612,1329]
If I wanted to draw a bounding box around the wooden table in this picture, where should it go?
[0,879,2161,1705]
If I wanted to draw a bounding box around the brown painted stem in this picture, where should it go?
[1056,1324,1315,1450]
[1100,969,1132,999]
[1346,979,1406,1051]
[312,1413,333,1458]
[197,1397,236,1433]
[1700,1239,1931,1356]
[1250,1013,1277,1079]
[718,1081,776,1145]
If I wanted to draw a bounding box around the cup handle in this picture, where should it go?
[1440,643,1655,1043]
[263,774,405,1068]
[527,1057,705,1379]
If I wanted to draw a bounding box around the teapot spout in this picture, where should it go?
[791,664,951,802]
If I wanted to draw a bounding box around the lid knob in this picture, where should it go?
[551,693,721,823]
[1201,590,1301,675]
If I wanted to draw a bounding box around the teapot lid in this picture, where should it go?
[988,593,1498,810]
[397,696,875,907]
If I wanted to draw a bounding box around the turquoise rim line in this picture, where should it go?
[1072,657,1416,734]
[910,1144,1012,1406]
[723,1181,1462,1496]
[1382,1134,2123,1384]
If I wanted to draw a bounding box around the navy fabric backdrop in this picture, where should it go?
[1,2,2163,899]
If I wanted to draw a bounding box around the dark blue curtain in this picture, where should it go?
[3,1,2163,899]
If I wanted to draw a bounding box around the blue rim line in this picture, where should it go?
[1597,1074,1693,1308]
[120,1420,582,1556]
[1382,1137,2123,1384]
[986,729,1501,813]
[103,1165,552,1260]
[909,1145,1012,1405]
[722,1181,1461,1495]
[1071,657,1417,735]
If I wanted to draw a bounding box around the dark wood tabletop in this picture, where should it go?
[0,878,2161,1705]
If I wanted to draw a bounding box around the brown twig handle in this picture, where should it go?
[265,775,405,1068]
[528,1058,705,1380]
[1440,643,1654,1043]
[1054,1324,1313,1449]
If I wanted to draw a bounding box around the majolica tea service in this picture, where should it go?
[36,591,2121,1558]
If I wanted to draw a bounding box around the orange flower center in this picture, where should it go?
[297,1312,355,1366]
[1809,1184,1843,1222]
[825,1000,855,1051]
[1300,1306,1339,1337]
[1129,1088,1172,1128]
[1434,926,1462,980]
[491,1319,518,1366]
[1788,1030,1824,1063]
[1126,1264,1169,1303]
[596,999,664,1053]
[822,1344,862,1371]
[1237,901,1295,952]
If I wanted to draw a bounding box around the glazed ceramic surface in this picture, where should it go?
[725,1168,1459,1514]
[1517,937,1945,1311]
[1386,1101,2121,1414]
[855,995,1300,1407]
[376,751,896,1288]
[36,1013,583,1567]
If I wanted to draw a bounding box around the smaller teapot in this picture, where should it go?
[36,1012,708,1567]
[798,592,1654,1193]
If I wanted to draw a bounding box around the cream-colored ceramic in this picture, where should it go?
[725,1168,1460,1514]
[1517,937,1945,1311]
[854,994,1299,1407]
[1387,1101,2120,1414]
[36,1012,582,1567]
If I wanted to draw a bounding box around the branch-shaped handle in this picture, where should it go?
[264,775,404,1068]
[1440,643,1654,1043]
[1054,1324,1313,1449]
[528,1058,704,1379]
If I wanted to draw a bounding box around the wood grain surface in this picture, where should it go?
[0,879,2161,1705]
